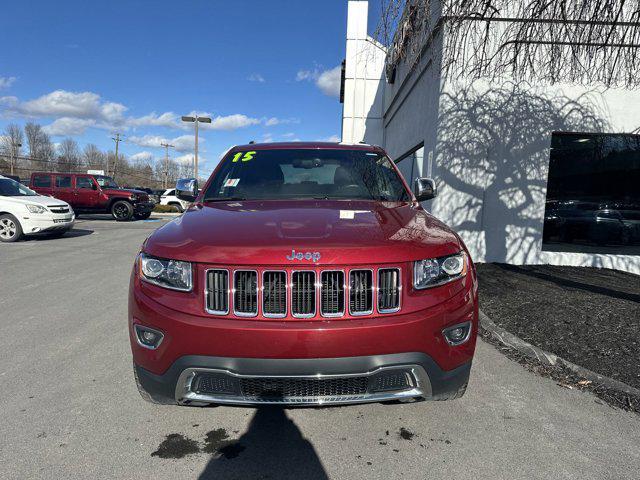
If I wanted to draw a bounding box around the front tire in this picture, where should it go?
[0,214,23,242]
[111,201,134,221]
[169,202,184,213]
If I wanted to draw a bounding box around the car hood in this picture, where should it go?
[0,194,70,208]
[145,200,462,266]
[103,188,149,199]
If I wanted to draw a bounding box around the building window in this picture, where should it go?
[395,144,424,187]
[542,132,640,255]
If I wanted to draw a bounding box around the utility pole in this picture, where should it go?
[110,133,123,177]
[9,142,22,176]
[181,115,211,181]
[160,142,175,189]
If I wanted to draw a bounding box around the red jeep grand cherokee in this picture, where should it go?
[129,142,478,406]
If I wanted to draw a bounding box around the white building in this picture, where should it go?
[341,0,640,274]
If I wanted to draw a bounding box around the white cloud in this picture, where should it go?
[209,114,260,131]
[261,133,275,143]
[264,117,300,127]
[43,117,97,136]
[296,65,342,98]
[247,73,265,83]
[128,111,179,129]
[128,134,199,153]
[130,151,155,163]
[317,134,341,142]
[1,90,128,124]
[0,76,17,89]
[316,66,342,97]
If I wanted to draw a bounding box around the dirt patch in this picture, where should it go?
[477,263,640,390]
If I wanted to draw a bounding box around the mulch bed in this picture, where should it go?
[476,263,640,390]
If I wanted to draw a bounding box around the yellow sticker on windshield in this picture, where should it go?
[231,151,257,163]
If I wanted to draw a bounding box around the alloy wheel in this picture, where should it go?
[0,218,17,240]
[114,204,128,219]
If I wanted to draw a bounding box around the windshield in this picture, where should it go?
[95,175,119,188]
[0,178,38,197]
[203,149,410,202]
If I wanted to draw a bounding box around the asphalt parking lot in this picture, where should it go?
[1,216,639,480]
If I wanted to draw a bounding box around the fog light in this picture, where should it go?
[134,325,164,350]
[442,321,472,346]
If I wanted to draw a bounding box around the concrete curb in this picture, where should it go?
[479,310,640,397]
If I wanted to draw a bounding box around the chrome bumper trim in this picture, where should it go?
[174,364,432,406]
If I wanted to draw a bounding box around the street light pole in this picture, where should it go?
[181,115,211,181]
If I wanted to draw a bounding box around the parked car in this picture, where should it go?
[29,172,154,221]
[129,142,478,406]
[0,174,75,242]
[159,188,191,212]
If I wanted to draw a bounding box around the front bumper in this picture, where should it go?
[134,353,472,405]
[134,202,154,214]
[21,214,75,234]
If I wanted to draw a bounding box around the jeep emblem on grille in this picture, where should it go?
[286,249,321,263]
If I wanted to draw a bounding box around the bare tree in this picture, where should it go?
[375,0,640,88]
[0,123,24,175]
[57,138,81,173]
[83,144,105,170]
[24,122,45,159]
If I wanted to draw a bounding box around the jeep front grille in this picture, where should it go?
[320,271,344,316]
[234,270,258,316]
[378,268,401,312]
[350,270,373,315]
[205,266,401,318]
[263,271,286,317]
[292,271,315,317]
[206,269,229,314]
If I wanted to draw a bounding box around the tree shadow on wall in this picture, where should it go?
[434,82,609,264]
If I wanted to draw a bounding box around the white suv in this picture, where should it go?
[0,175,75,242]
[160,189,190,213]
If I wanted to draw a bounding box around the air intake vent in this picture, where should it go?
[263,271,287,317]
[292,271,316,317]
[206,269,229,314]
[321,271,344,317]
[349,270,373,315]
[234,270,258,316]
[378,268,400,313]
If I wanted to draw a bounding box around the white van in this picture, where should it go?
[0,175,75,242]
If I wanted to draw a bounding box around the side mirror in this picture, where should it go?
[92,183,98,190]
[414,177,437,202]
[176,178,198,202]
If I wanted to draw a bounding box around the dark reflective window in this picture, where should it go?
[543,132,640,254]
[55,175,72,188]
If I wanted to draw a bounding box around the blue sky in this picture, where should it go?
[0,0,377,176]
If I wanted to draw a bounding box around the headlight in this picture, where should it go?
[413,252,467,290]
[130,194,139,201]
[26,204,47,214]
[139,253,192,291]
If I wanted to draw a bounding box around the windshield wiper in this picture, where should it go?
[203,196,247,202]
